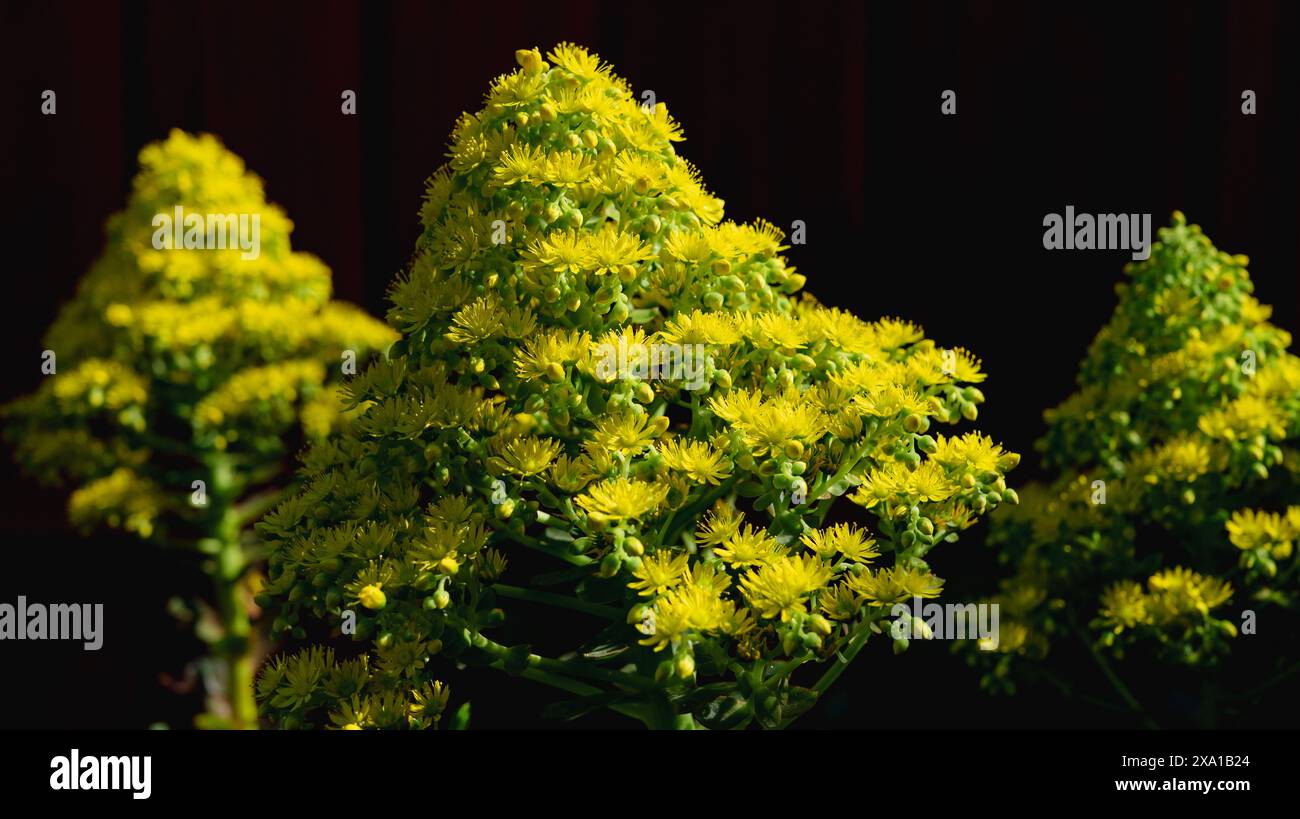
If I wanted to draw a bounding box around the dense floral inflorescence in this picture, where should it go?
[2,130,397,726]
[970,213,1300,699]
[257,46,1016,729]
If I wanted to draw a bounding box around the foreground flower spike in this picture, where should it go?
[2,130,397,728]
[256,45,1015,730]
[969,213,1300,723]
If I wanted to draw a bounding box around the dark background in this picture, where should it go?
[0,0,1296,729]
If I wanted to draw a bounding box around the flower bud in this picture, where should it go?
[598,552,622,578]
[809,614,833,637]
[675,654,695,679]
[515,48,547,75]
[358,584,386,610]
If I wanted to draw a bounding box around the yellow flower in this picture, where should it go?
[628,551,690,597]
[496,436,563,477]
[514,329,591,380]
[658,438,732,485]
[584,226,654,276]
[446,296,505,344]
[847,566,944,606]
[740,554,833,621]
[587,410,669,457]
[714,524,785,568]
[639,584,738,651]
[929,432,1009,475]
[1098,580,1148,631]
[547,42,613,82]
[1146,567,1233,620]
[658,309,740,345]
[576,477,669,522]
[1226,508,1285,551]
[695,501,743,548]
[800,523,879,563]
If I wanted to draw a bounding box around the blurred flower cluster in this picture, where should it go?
[3,130,396,726]
[257,45,1016,730]
[968,213,1299,708]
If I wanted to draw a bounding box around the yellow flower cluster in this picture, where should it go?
[257,45,1015,730]
[972,214,1300,692]
[2,131,394,729]
[3,130,395,538]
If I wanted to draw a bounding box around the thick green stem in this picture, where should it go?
[492,583,621,620]
[776,617,875,729]
[473,633,656,692]
[495,530,594,567]
[213,516,258,729]
[484,652,650,725]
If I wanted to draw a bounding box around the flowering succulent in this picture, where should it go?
[2,130,396,727]
[256,45,1016,729]
[968,213,1300,722]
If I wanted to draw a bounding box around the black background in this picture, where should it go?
[0,0,1296,730]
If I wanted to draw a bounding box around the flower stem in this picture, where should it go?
[492,583,621,620]
[473,634,656,691]
[775,617,874,729]
[1074,623,1159,729]
[495,530,593,567]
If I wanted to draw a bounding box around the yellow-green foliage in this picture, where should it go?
[2,130,396,728]
[256,46,1016,730]
[4,130,397,540]
[973,213,1300,694]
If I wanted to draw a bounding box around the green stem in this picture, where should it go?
[660,477,737,548]
[776,617,875,729]
[494,530,594,567]
[765,656,810,683]
[811,620,873,696]
[473,634,656,692]
[1075,624,1159,729]
[488,661,648,724]
[205,453,258,729]
[213,534,257,729]
[492,583,621,620]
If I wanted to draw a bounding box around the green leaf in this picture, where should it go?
[449,702,471,730]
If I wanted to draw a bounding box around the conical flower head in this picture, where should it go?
[257,46,1014,729]
[1041,211,1297,472]
[3,129,396,536]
